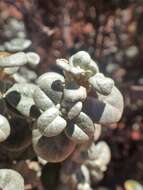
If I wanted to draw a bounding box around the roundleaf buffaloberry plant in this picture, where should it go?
[0,38,124,189]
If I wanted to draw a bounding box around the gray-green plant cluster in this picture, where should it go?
[0,36,124,189]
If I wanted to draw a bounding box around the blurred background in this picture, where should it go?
[0,0,143,189]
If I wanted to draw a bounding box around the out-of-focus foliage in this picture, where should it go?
[124,180,143,190]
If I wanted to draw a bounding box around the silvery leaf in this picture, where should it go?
[5,83,37,98]
[19,67,37,82]
[37,72,65,104]
[0,52,27,68]
[4,67,19,75]
[89,59,99,73]
[67,101,82,120]
[26,52,40,68]
[98,86,124,112]
[94,124,102,141]
[65,122,89,143]
[70,67,85,76]
[42,116,67,137]
[83,96,121,124]
[69,51,91,69]
[0,169,24,190]
[56,58,85,76]
[33,87,54,111]
[89,73,114,95]
[63,83,87,102]
[4,38,31,52]
[6,93,38,117]
[56,59,70,72]
[85,141,111,170]
[37,107,59,127]
[12,73,28,83]
[75,112,94,138]
[0,115,11,143]
[33,131,76,162]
